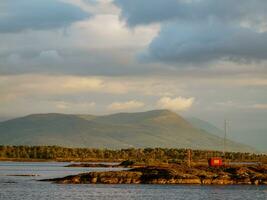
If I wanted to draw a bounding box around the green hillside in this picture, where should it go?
[0,110,254,152]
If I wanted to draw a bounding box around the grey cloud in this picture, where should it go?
[115,0,267,64]
[0,0,90,33]
[142,22,267,64]
[1,48,158,76]
[114,0,267,27]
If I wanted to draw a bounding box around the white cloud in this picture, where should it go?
[73,14,159,49]
[0,75,129,102]
[55,101,96,110]
[157,96,194,111]
[107,100,144,111]
[63,0,119,15]
[39,50,62,63]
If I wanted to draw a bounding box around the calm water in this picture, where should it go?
[0,162,266,200]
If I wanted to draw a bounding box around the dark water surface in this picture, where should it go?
[0,162,266,200]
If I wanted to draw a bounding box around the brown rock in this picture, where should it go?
[41,164,267,185]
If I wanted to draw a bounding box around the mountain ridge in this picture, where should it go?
[0,110,255,152]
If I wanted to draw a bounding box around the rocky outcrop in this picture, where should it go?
[42,171,143,184]
[42,164,267,185]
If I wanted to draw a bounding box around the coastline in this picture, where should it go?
[0,157,123,163]
[42,164,267,185]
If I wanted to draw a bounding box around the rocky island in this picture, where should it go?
[42,164,267,185]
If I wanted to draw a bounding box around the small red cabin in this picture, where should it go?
[208,157,223,167]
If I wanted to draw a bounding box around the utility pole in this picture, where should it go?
[187,149,192,167]
[223,119,228,156]
[223,119,227,156]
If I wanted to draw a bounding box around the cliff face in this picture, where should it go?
[42,164,267,185]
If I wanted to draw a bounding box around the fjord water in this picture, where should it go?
[0,162,266,200]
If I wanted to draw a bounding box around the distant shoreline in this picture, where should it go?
[0,158,53,162]
[1,146,266,165]
[0,157,123,163]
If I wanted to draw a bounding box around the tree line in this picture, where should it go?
[0,146,266,163]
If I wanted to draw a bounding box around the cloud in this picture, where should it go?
[115,0,267,65]
[252,104,267,109]
[0,75,130,102]
[6,54,22,65]
[115,0,267,27]
[142,22,267,64]
[1,74,266,106]
[55,101,96,110]
[64,0,120,15]
[157,96,194,111]
[0,8,159,76]
[213,101,267,111]
[1,0,267,77]
[107,100,144,111]
[38,50,62,64]
[0,0,90,33]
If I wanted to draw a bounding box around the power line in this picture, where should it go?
[223,119,228,156]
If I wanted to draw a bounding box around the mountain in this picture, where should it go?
[231,129,267,153]
[187,117,267,153]
[187,117,224,138]
[0,110,254,152]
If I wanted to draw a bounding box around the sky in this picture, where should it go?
[0,0,267,151]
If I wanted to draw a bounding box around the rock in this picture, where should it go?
[254,180,259,185]
[41,164,267,185]
[91,177,97,183]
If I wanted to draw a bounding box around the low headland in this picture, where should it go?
[42,162,267,185]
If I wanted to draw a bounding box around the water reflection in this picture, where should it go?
[0,162,266,200]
